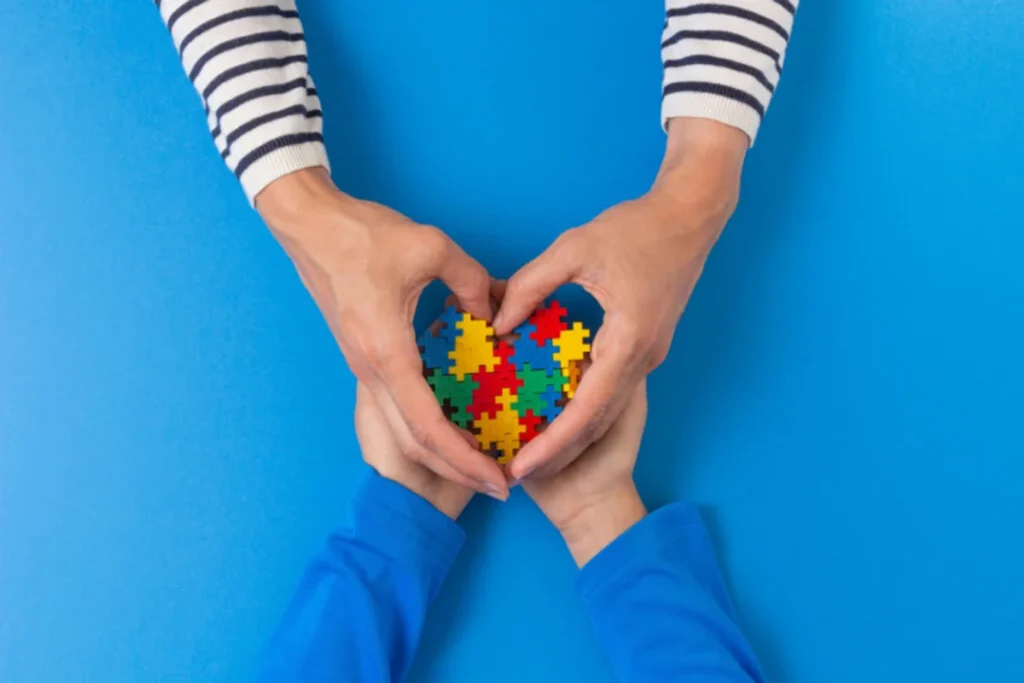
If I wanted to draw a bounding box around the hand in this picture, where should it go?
[355,383,474,519]
[257,168,508,499]
[495,118,747,480]
[523,380,649,566]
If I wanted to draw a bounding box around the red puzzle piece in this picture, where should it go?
[468,355,523,420]
[494,340,514,365]
[528,300,568,346]
[519,410,542,443]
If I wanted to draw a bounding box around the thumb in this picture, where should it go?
[494,232,582,334]
[437,242,494,322]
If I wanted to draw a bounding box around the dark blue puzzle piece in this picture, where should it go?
[439,305,464,344]
[513,320,537,344]
[510,335,560,374]
[539,385,564,422]
[419,328,455,371]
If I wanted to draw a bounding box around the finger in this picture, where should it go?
[508,336,636,480]
[436,240,494,322]
[369,385,484,491]
[380,338,509,496]
[490,278,508,304]
[493,233,581,334]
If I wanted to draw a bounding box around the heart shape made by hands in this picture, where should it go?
[419,301,591,465]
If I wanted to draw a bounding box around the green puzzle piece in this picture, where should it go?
[447,376,478,429]
[451,404,473,429]
[517,364,567,396]
[427,369,452,401]
[515,390,548,415]
[451,375,478,398]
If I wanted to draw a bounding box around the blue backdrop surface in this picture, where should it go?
[2,1,1023,681]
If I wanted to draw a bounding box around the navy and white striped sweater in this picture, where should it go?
[157,1,798,204]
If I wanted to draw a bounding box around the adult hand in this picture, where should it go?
[257,168,508,500]
[355,383,474,519]
[524,381,648,566]
[494,118,748,481]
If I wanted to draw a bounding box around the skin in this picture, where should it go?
[259,116,746,493]
[524,382,649,567]
[355,382,473,520]
[258,172,509,500]
[497,118,747,481]
[356,377,651,570]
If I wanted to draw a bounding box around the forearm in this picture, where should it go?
[255,471,464,683]
[155,0,328,204]
[569,499,765,683]
[662,0,800,144]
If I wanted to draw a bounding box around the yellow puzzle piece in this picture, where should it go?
[473,389,524,464]
[553,322,591,372]
[447,313,499,381]
[565,361,582,399]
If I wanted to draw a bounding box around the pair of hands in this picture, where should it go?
[355,380,649,567]
[257,118,747,499]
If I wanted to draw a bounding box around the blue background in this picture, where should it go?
[2,1,1023,681]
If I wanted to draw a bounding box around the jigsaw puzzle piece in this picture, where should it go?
[448,315,499,380]
[469,362,523,419]
[514,388,547,415]
[438,306,465,343]
[510,336,561,374]
[426,368,452,402]
[517,363,567,397]
[553,321,591,371]
[448,376,478,425]
[538,385,564,422]
[519,410,542,444]
[565,361,582,399]
[450,403,473,429]
[419,327,455,371]
[528,300,569,346]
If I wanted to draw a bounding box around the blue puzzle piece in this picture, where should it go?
[539,385,564,422]
[513,320,537,341]
[510,335,560,374]
[419,328,455,371]
[439,305,465,343]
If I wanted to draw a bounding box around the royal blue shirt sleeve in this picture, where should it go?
[576,503,765,682]
[255,470,465,683]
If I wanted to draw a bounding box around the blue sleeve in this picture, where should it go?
[576,503,765,683]
[255,471,465,683]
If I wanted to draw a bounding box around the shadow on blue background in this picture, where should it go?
[2,1,1023,682]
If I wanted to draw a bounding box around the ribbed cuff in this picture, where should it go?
[575,502,706,603]
[239,140,331,207]
[350,470,466,571]
[662,92,761,146]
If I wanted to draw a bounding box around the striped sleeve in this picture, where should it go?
[661,0,799,144]
[155,1,329,205]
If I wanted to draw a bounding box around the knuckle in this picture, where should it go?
[377,348,414,380]
[579,404,611,446]
[419,226,450,263]
[368,348,397,378]
[399,438,430,464]
[554,227,583,254]
[406,416,443,454]
[648,338,671,369]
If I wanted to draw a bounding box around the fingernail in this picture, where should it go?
[484,484,508,502]
[513,466,535,481]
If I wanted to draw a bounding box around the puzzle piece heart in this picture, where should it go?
[418,301,591,465]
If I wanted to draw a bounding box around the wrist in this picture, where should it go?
[255,167,358,235]
[652,117,747,230]
[375,467,471,521]
[555,484,647,567]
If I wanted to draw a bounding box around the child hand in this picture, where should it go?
[355,383,475,519]
[522,381,649,566]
